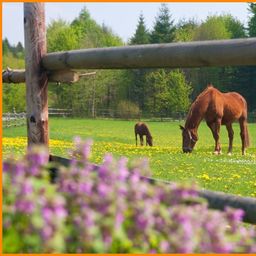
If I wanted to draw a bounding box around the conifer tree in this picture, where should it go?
[150,4,176,43]
[248,3,256,37]
[2,38,11,55]
[130,13,150,45]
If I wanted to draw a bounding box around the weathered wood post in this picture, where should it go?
[24,3,48,147]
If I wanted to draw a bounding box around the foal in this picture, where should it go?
[135,122,153,146]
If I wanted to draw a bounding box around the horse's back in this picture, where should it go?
[224,92,247,107]
[203,88,225,121]
[222,92,247,121]
[135,122,149,135]
[203,87,247,123]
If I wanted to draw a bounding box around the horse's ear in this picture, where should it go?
[179,125,185,131]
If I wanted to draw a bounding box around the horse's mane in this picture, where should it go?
[185,84,214,127]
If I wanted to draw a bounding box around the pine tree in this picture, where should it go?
[128,13,150,111]
[248,3,256,37]
[2,38,11,55]
[130,13,150,45]
[16,42,24,53]
[150,4,176,43]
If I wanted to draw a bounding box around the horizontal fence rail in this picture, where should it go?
[48,108,72,117]
[4,110,256,125]
[2,112,26,128]
[43,38,256,70]
[3,109,72,128]
[2,68,97,84]
[49,155,256,225]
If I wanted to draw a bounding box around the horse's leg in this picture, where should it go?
[206,121,217,153]
[239,117,247,155]
[207,119,222,154]
[140,135,143,146]
[135,133,138,146]
[226,123,234,155]
[214,118,222,154]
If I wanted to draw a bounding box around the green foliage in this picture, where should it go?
[3,38,11,55]
[222,14,246,38]
[194,15,232,40]
[2,38,25,58]
[227,66,256,111]
[3,84,26,113]
[150,4,176,43]
[2,5,254,117]
[71,7,122,48]
[71,7,98,44]
[248,3,256,37]
[47,19,79,52]
[2,40,26,113]
[128,14,151,112]
[145,69,191,114]
[130,13,150,45]
[116,100,140,119]
[2,52,25,70]
[174,19,199,42]
[193,14,246,41]
[125,69,149,111]
[46,7,124,117]
[101,23,124,47]
[167,70,192,112]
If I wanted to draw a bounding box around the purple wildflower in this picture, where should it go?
[42,207,53,222]
[15,200,34,214]
[3,137,256,253]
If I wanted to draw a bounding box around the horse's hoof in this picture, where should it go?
[218,151,222,155]
[213,151,219,155]
[227,152,232,156]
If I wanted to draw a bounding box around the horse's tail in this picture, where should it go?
[243,100,250,148]
[134,125,138,146]
[244,122,250,148]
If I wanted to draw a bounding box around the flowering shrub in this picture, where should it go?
[3,138,256,253]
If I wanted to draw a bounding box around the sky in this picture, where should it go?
[2,2,251,45]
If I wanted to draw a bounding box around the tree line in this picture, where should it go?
[2,3,256,117]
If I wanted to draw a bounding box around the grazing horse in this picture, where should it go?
[135,122,153,146]
[180,85,249,155]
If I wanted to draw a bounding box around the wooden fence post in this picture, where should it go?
[24,3,48,147]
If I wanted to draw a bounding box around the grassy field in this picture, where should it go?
[3,118,256,197]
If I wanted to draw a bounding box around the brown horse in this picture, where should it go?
[135,122,153,146]
[180,85,250,155]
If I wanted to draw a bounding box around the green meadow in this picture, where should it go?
[3,118,256,197]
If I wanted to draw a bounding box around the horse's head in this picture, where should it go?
[179,125,198,153]
[147,136,153,146]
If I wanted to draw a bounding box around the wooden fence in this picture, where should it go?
[3,108,72,128]
[2,112,26,128]
[48,108,72,117]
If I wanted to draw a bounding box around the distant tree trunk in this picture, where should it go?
[91,82,96,118]
[24,3,48,147]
